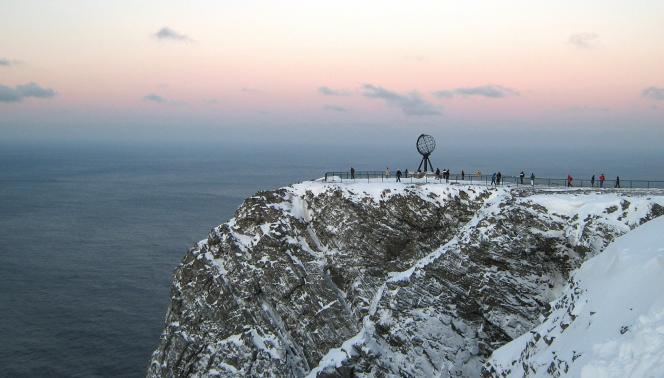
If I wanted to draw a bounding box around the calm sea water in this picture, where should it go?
[1,141,662,377]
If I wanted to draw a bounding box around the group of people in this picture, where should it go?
[350,167,623,188]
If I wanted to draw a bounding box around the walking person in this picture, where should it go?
[396,169,402,182]
[591,174,595,187]
[497,172,502,185]
[435,168,441,180]
[461,170,465,181]
[530,172,535,187]
[615,176,620,188]
[567,174,573,187]
[491,172,497,186]
[350,167,355,179]
[599,173,605,188]
[519,171,525,185]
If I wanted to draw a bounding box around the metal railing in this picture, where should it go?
[323,171,664,189]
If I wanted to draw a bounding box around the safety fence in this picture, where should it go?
[323,171,664,189]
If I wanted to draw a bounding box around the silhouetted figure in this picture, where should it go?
[491,172,497,186]
[591,175,595,187]
[396,169,402,182]
[530,172,535,186]
[404,169,409,178]
[497,172,502,185]
[599,173,606,188]
[461,170,465,180]
[435,168,441,180]
[445,168,449,183]
[350,167,355,179]
[567,175,573,187]
[615,176,620,188]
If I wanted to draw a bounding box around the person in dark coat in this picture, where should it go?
[404,169,409,178]
[491,172,497,186]
[530,172,535,186]
[350,167,355,179]
[591,175,595,187]
[435,168,441,180]
[615,176,620,188]
[461,170,465,180]
[497,172,502,185]
[396,169,402,182]
[519,171,525,185]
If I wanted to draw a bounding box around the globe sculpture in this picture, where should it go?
[416,134,436,172]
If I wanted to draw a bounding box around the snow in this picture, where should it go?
[487,215,664,378]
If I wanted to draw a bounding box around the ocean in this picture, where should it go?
[1,141,662,377]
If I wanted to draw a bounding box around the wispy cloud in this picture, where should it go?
[362,84,440,116]
[143,93,185,106]
[153,27,193,42]
[323,104,347,112]
[318,86,351,96]
[0,82,56,103]
[568,33,599,49]
[0,58,21,67]
[433,85,519,99]
[642,86,664,101]
[241,87,262,94]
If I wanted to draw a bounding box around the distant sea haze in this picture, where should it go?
[0,141,662,377]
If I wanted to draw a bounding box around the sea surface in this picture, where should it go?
[1,141,662,377]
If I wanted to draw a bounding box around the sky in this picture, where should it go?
[1,0,663,147]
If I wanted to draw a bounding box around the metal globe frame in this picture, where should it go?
[416,134,436,172]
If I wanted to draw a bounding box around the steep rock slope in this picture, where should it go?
[484,215,664,378]
[147,183,664,377]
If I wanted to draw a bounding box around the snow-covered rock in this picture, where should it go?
[484,212,664,378]
[147,182,664,377]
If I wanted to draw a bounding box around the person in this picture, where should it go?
[491,172,497,186]
[591,174,595,187]
[461,170,465,181]
[444,168,449,183]
[519,171,525,185]
[599,173,605,188]
[350,167,355,179]
[404,169,409,178]
[615,176,620,188]
[396,169,402,182]
[497,171,502,185]
[435,168,441,180]
[530,172,535,186]
[567,174,573,187]
[476,169,482,178]
[385,167,390,178]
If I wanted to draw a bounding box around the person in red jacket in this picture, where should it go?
[599,173,606,188]
[567,174,573,187]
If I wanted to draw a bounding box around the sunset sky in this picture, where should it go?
[1,0,663,146]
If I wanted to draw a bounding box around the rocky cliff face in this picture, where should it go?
[147,182,664,377]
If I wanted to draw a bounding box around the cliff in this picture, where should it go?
[147,182,664,377]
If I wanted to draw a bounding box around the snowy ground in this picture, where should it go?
[486,216,664,378]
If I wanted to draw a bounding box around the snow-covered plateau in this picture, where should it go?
[147,181,664,377]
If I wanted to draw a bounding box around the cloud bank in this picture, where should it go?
[154,27,192,42]
[0,58,21,67]
[0,82,56,103]
[319,86,351,96]
[642,87,664,101]
[362,84,440,116]
[433,85,519,99]
[568,33,599,49]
